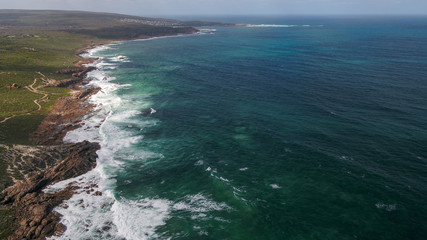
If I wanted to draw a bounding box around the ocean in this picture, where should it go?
[46,16,427,239]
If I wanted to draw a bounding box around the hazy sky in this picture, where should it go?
[0,0,426,16]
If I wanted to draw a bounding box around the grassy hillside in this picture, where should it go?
[0,10,230,28]
[0,10,205,145]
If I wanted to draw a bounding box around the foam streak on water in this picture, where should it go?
[47,45,170,240]
[47,41,232,240]
[43,17,427,239]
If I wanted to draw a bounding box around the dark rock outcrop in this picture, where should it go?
[30,87,99,146]
[0,141,99,240]
[1,56,101,240]
[31,61,100,146]
[7,83,21,90]
[54,66,96,88]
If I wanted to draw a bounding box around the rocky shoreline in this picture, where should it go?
[0,31,201,239]
[0,141,99,239]
[0,53,103,239]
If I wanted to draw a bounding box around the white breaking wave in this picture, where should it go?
[80,45,111,58]
[46,45,171,240]
[110,55,131,62]
[46,42,231,240]
[46,171,119,240]
[112,198,172,239]
[172,194,231,214]
[198,28,217,35]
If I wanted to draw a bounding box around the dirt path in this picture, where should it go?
[1,74,51,124]
[37,71,56,86]
[25,78,49,111]
[0,114,16,124]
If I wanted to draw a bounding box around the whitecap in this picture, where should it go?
[194,160,204,166]
[110,55,131,62]
[270,184,282,189]
[172,193,231,214]
[219,176,231,183]
[375,203,397,211]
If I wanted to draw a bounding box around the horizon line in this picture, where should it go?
[1,9,427,17]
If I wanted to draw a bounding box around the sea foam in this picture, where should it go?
[48,37,232,239]
[47,45,171,240]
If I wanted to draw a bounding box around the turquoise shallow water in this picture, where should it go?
[55,17,427,239]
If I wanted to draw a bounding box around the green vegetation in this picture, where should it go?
[0,208,14,239]
[68,24,196,39]
[0,10,217,238]
[0,10,230,29]
[0,10,202,145]
[0,32,98,144]
[0,146,12,189]
[0,115,46,145]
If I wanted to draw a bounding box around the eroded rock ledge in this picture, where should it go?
[0,58,101,239]
[0,141,99,239]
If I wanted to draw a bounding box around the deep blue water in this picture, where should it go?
[57,16,427,239]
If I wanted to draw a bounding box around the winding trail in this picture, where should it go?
[25,78,48,111]
[0,115,16,124]
[1,73,56,124]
